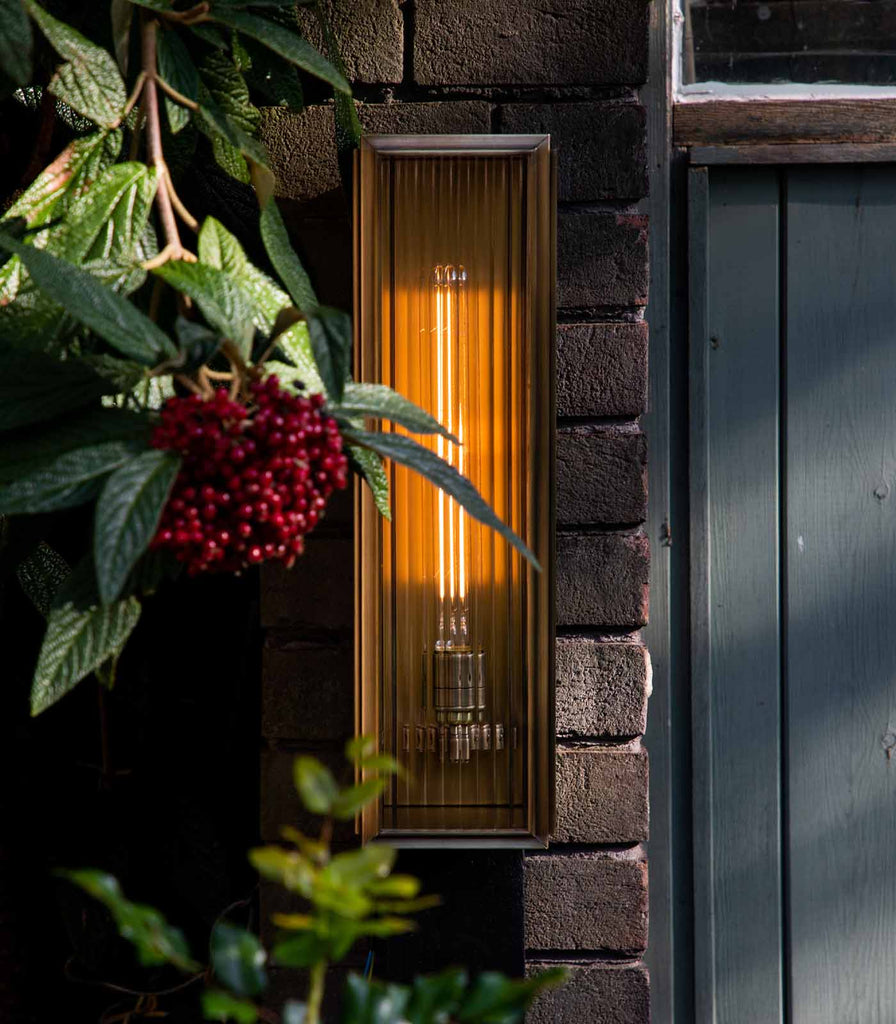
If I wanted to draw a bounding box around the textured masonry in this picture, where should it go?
[259,2,651,1019]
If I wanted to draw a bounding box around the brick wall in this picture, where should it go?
[258,2,651,1019]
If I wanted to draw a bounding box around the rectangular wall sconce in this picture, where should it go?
[354,135,555,847]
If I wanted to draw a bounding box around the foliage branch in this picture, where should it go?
[0,0,538,717]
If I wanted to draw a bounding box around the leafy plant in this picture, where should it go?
[65,739,565,1022]
[0,0,538,718]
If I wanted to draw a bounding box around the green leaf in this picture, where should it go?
[210,9,349,94]
[0,0,33,89]
[405,968,468,1024]
[61,869,197,971]
[334,383,457,443]
[345,429,540,569]
[367,875,421,899]
[110,0,133,75]
[0,229,176,363]
[258,198,317,313]
[202,990,259,1024]
[325,843,395,888]
[157,28,198,134]
[152,259,256,353]
[0,440,145,516]
[272,932,329,969]
[0,350,123,432]
[359,754,404,777]
[342,975,411,1024]
[248,845,315,897]
[25,0,126,127]
[292,755,338,815]
[456,969,566,1023]
[345,735,376,761]
[310,1,360,191]
[31,559,141,713]
[0,407,150,485]
[94,450,181,605]
[306,306,350,403]
[348,444,390,520]
[243,39,303,108]
[330,778,386,820]
[2,130,122,228]
[210,922,268,998]
[16,542,70,618]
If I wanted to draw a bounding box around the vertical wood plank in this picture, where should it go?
[786,165,896,1024]
[689,164,716,1024]
[705,169,784,1024]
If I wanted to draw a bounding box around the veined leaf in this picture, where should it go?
[25,0,126,127]
[157,28,197,134]
[94,450,181,605]
[0,407,150,484]
[0,439,146,516]
[306,306,350,403]
[210,923,267,999]
[0,350,122,432]
[334,383,457,442]
[348,444,390,520]
[0,0,33,90]
[311,0,361,190]
[151,259,256,353]
[242,38,303,109]
[258,199,317,313]
[0,229,176,363]
[16,542,70,618]
[31,560,142,715]
[209,9,349,94]
[343,428,541,569]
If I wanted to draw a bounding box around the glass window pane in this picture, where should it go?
[682,0,896,86]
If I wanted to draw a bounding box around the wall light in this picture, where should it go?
[354,135,555,847]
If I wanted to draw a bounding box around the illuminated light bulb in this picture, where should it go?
[430,263,485,762]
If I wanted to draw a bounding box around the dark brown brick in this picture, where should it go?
[260,537,354,632]
[524,851,648,953]
[559,211,649,310]
[500,103,647,201]
[413,0,649,85]
[260,745,355,842]
[556,639,650,738]
[553,746,649,844]
[557,533,649,627]
[525,961,650,1024]
[262,639,353,741]
[557,323,648,418]
[557,428,647,526]
[295,0,403,84]
[261,102,493,204]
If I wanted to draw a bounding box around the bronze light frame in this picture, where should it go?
[353,134,556,848]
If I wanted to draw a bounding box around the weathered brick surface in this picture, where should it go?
[500,103,647,202]
[262,639,353,741]
[559,211,649,310]
[557,323,648,418]
[557,428,647,526]
[414,0,649,85]
[557,533,649,627]
[556,639,650,738]
[260,537,354,632]
[261,102,493,203]
[525,961,650,1024]
[553,746,648,844]
[295,0,403,84]
[260,745,355,841]
[524,851,648,953]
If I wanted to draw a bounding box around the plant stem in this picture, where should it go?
[306,961,327,1024]
[141,17,182,260]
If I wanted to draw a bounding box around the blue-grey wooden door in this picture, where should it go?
[689,164,896,1024]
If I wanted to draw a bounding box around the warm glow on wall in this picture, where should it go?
[355,135,555,846]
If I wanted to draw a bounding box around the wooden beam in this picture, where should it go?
[674,99,896,146]
[689,142,896,164]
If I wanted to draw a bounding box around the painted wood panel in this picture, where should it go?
[692,167,785,1023]
[785,165,896,1024]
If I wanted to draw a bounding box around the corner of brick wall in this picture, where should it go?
[258,3,651,1019]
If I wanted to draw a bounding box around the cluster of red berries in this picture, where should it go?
[150,376,348,574]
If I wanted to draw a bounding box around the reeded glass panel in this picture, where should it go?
[377,154,528,832]
[682,0,896,86]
